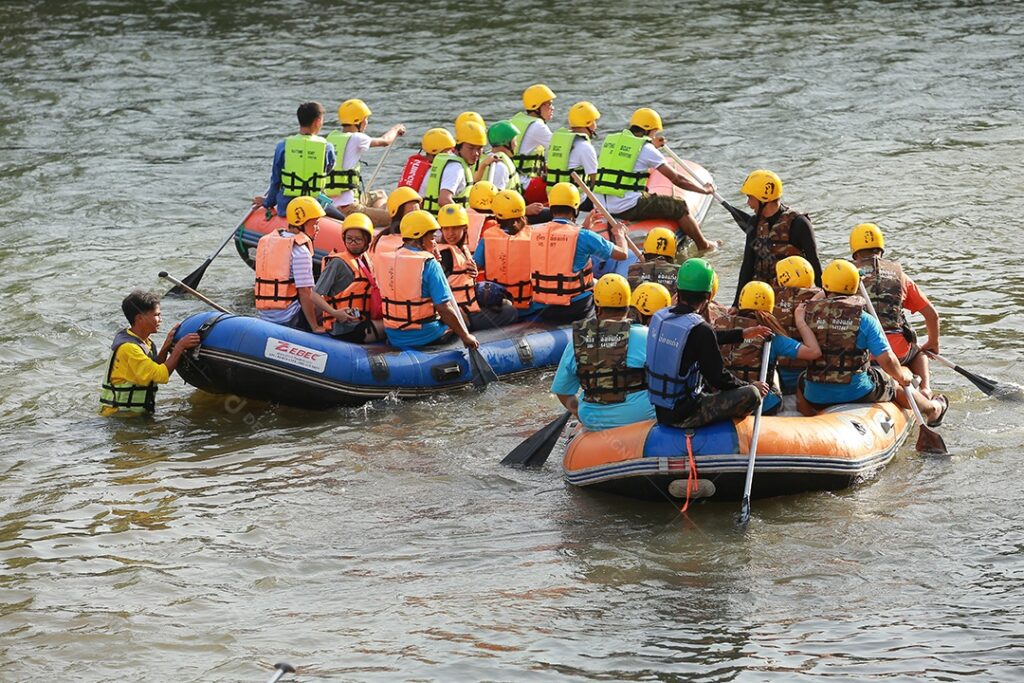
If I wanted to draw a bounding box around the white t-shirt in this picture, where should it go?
[518,119,553,184]
[567,138,599,175]
[416,169,431,197]
[487,157,512,190]
[440,160,468,199]
[331,131,372,207]
[598,142,665,215]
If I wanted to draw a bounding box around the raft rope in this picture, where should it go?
[680,430,699,514]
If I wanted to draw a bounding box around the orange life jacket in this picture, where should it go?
[482,224,533,309]
[371,232,404,255]
[529,221,594,305]
[436,243,480,313]
[320,248,374,331]
[373,247,440,330]
[466,210,491,252]
[254,230,312,310]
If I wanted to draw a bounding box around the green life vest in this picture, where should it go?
[281,133,328,197]
[99,329,159,415]
[487,151,521,192]
[510,111,546,178]
[545,128,587,188]
[323,131,362,201]
[423,153,472,213]
[593,130,651,198]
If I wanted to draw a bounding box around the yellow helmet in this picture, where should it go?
[337,98,371,125]
[455,120,486,147]
[594,274,631,308]
[422,127,456,155]
[821,259,860,295]
[738,281,776,313]
[547,182,580,210]
[492,190,526,220]
[468,181,498,212]
[629,107,663,133]
[400,210,440,240]
[776,255,815,289]
[387,186,422,218]
[741,169,783,202]
[631,282,672,317]
[643,227,677,257]
[710,271,720,299]
[286,196,326,227]
[522,83,556,111]
[849,222,885,254]
[568,101,600,129]
[341,212,374,239]
[438,203,469,228]
[455,111,485,130]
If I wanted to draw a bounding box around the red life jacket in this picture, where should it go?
[399,153,432,191]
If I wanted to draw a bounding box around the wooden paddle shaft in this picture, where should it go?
[661,145,725,204]
[158,272,233,314]
[569,172,644,260]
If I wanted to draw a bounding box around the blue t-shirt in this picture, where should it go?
[263,138,338,217]
[593,248,638,279]
[550,323,655,431]
[803,312,891,404]
[762,334,801,412]
[383,247,454,350]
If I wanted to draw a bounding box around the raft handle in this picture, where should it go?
[369,354,390,381]
[515,337,534,366]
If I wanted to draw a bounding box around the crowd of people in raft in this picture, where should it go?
[101,84,949,433]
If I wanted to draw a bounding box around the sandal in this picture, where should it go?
[926,394,949,428]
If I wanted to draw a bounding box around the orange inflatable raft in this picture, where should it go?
[562,402,912,502]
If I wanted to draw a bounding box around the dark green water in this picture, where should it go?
[1,1,1022,680]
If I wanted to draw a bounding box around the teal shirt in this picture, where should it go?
[550,324,655,431]
[803,312,891,404]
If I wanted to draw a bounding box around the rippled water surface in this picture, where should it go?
[1,1,1023,680]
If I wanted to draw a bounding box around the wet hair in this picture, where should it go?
[296,101,325,127]
[122,289,160,324]
[550,206,576,220]
[629,125,649,136]
[677,290,710,307]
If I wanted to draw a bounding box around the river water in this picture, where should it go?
[1,1,1023,680]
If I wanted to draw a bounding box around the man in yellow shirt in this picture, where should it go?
[99,290,201,416]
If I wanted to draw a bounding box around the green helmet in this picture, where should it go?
[677,258,715,294]
[487,120,520,147]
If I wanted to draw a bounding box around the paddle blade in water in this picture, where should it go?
[500,411,572,468]
[167,260,211,296]
[468,348,497,389]
[915,425,948,455]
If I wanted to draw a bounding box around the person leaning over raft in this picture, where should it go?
[798,259,949,424]
[646,258,773,428]
[254,196,356,333]
[594,107,719,253]
[99,290,201,416]
[315,212,385,344]
[323,98,406,227]
[253,101,336,219]
[371,210,480,351]
[730,169,822,307]
[551,275,655,431]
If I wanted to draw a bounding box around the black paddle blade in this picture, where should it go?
[953,366,998,396]
[915,425,948,455]
[166,260,211,296]
[468,347,498,389]
[737,496,751,527]
[500,411,572,468]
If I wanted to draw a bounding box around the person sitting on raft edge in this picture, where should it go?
[99,290,201,416]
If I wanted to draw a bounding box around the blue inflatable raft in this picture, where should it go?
[174,311,571,409]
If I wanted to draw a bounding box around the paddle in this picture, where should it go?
[167,208,253,295]
[467,346,498,389]
[923,350,999,396]
[267,662,295,683]
[158,271,235,314]
[738,336,773,526]
[500,411,572,468]
[570,171,645,261]
[362,139,396,196]
[858,282,946,454]
[661,145,753,233]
